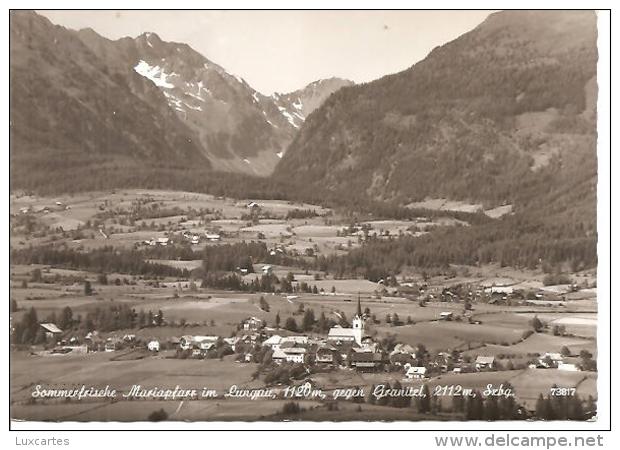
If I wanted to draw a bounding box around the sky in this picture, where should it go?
[38,10,492,95]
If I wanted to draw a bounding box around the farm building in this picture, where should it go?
[147,340,160,352]
[315,344,338,364]
[538,352,564,368]
[262,335,282,350]
[272,346,307,364]
[39,323,62,341]
[475,356,495,371]
[439,311,454,321]
[351,352,385,372]
[179,335,218,351]
[405,366,428,380]
[241,316,265,331]
[223,337,240,351]
[558,362,580,371]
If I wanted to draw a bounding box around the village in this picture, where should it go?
[9,190,598,421]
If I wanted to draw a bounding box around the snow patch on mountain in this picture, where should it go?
[134,60,175,88]
[277,106,300,128]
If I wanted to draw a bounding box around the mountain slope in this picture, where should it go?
[76,29,351,175]
[271,77,354,129]
[10,11,353,184]
[275,10,597,216]
[10,11,210,192]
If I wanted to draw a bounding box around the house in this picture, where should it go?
[280,335,308,346]
[439,311,454,321]
[271,347,306,364]
[390,352,415,366]
[104,339,120,352]
[147,340,160,352]
[241,316,265,331]
[205,233,221,241]
[272,348,287,364]
[261,265,273,275]
[244,353,254,363]
[486,286,514,295]
[40,323,62,341]
[405,366,428,380]
[351,352,385,372]
[558,362,580,372]
[315,344,338,364]
[281,347,307,364]
[262,335,282,350]
[475,356,495,371]
[157,237,170,246]
[223,337,240,352]
[179,335,218,351]
[191,235,200,245]
[247,201,260,209]
[390,343,416,357]
[538,352,564,368]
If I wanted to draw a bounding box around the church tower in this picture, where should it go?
[352,293,365,344]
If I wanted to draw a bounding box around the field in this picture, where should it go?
[9,189,599,422]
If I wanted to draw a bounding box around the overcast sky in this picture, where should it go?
[38,10,492,95]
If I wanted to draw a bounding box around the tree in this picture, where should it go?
[259,296,270,312]
[275,312,281,328]
[155,309,164,326]
[302,309,315,331]
[148,408,169,421]
[31,268,42,283]
[530,315,543,332]
[58,306,73,330]
[137,310,146,328]
[84,280,93,296]
[465,391,484,420]
[284,317,298,332]
[483,396,499,420]
[417,384,431,413]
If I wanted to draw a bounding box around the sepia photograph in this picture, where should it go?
[6,5,611,436]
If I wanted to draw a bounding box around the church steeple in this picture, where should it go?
[356,292,362,318]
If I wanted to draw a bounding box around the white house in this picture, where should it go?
[40,323,62,341]
[272,347,307,364]
[205,233,221,241]
[280,335,308,346]
[241,316,265,331]
[558,362,580,372]
[475,356,495,370]
[262,335,282,350]
[157,237,170,246]
[439,311,454,321]
[538,352,564,368]
[405,366,428,379]
[147,340,160,352]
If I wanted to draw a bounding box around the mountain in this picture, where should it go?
[10,11,210,192]
[10,11,352,188]
[270,78,354,129]
[274,10,598,218]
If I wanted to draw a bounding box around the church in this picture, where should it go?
[327,295,365,345]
